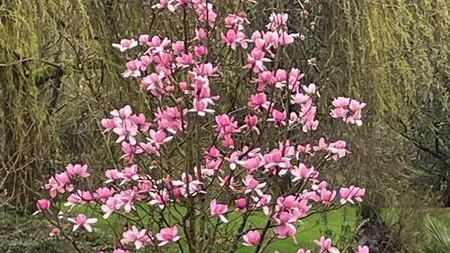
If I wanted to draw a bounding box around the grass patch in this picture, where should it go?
[66,204,358,252]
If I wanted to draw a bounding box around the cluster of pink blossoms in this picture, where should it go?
[36,1,371,253]
[331,97,366,126]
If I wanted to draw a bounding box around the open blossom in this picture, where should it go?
[120,164,140,184]
[275,223,297,242]
[66,164,90,178]
[123,60,142,78]
[328,140,348,160]
[67,214,97,232]
[248,93,271,110]
[44,172,74,198]
[65,190,94,208]
[339,186,365,204]
[245,49,271,73]
[243,230,261,246]
[319,188,337,204]
[148,129,173,148]
[314,236,340,253]
[149,190,170,209]
[210,199,228,223]
[243,175,266,196]
[266,13,288,31]
[105,169,121,183]
[94,187,115,202]
[101,195,120,219]
[112,39,138,52]
[331,97,366,126]
[252,194,272,215]
[156,226,180,246]
[121,226,153,249]
[268,109,287,125]
[222,29,249,50]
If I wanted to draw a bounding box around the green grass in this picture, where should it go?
[66,204,358,252]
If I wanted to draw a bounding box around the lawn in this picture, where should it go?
[67,204,359,252]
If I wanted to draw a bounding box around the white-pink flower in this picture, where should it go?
[210,199,228,223]
[243,230,261,246]
[156,226,181,246]
[121,226,153,249]
[67,214,97,232]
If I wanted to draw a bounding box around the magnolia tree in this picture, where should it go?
[36,0,369,253]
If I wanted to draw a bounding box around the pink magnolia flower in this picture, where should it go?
[44,172,74,198]
[243,230,261,246]
[291,93,311,104]
[297,249,312,253]
[65,190,94,208]
[66,164,90,178]
[94,187,115,202]
[252,194,272,215]
[156,226,181,246]
[120,164,140,184]
[101,118,116,132]
[244,49,271,73]
[314,236,340,253]
[123,60,142,78]
[291,163,318,182]
[313,137,328,151]
[243,175,266,196]
[349,100,366,111]
[222,29,249,50]
[195,28,207,41]
[275,223,297,242]
[332,97,351,107]
[339,186,365,204]
[267,109,287,125]
[266,13,288,31]
[195,45,208,57]
[357,246,369,253]
[248,93,271,110]
[105,169,121,183]
[138,34,150,45]
[189,98,215,116]
[121,142,143,162]
[210,199,228,223]
[112,39,138,52]
[235,198,248,211]
[121,226,153,249]
[67,214,97,232]
[33,199,51,215]
[328,140,348,160]
[263,149,291,171]
[279,31,299,46]
[302,83,318,95]
[101,196,120,219]
[319,188,337,204]
[149,190,170,209]
[218,176,238,191]
[241,115,260,134]
[148,129,173,148]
